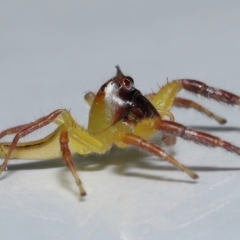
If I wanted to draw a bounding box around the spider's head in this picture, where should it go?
[87,66,159,134]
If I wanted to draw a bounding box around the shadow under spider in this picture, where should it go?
[187,125,240,132]
[4,142,240,186]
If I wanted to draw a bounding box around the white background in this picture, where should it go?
[1,1,240,239]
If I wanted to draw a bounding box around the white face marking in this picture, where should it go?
[105,82,117,102]
[104,81,125,113]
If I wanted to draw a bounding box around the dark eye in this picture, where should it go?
[123,77,134,89]
[101,83,107,92]
[125,76,134,84]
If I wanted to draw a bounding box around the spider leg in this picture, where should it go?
[173,97,226,124]
[60,128,86,196]
[0,111,69,139]
[0,123,40,139]
[118,132,198,179]
[64,127,110,196]
[147,118,240,155]
[176,79,240,105]
[155,79,240,106]
[0,109,68,173]
[145,92,226,124]
[148,79,240,124]
[0,108,108,196]
[0,126,64,160]
[133,118,240,177]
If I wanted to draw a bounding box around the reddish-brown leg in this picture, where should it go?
[0,112,66,139]
[176,79,240,105]
[145,93,226,124]
[120,133,198,179]
[153,118,240,155]
[173,97,227,124]
[0,109,65,173]
[0,123,34,139]
[60,129,86,196]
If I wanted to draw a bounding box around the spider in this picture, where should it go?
[0,66,240,197]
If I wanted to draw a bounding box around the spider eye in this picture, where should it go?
[101,83,107,92]
[123,77,134,89]
[125,76,134,84]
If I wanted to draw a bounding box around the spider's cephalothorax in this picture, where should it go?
[1,65,240,197]
[88,66,160,134]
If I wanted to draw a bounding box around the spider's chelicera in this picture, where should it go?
[1,66,240,197]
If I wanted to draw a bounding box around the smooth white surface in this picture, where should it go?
[1,1,240,239]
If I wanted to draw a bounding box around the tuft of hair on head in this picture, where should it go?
[115,65,125,77]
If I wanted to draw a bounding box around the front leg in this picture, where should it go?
[136,118,240,156]
[150,79,240,117]
[178,79,240,105]
[146,94,227,125]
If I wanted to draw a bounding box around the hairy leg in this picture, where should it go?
[173,97,226,124]
[0,109,68,173]
[149,118,240,155]
[149,79,240,123]
[60,128,86,196]
[118,132,198,179]
[145,94,226,125]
